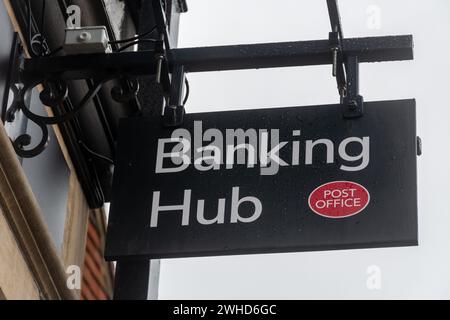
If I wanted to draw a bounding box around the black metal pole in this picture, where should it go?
[164,64,186,126]
[327,0,344,38]
[112,0,184,300]
[343,55,363,118]
[113,260,150,300]
[1,33,19,123]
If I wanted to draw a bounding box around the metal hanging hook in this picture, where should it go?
[155,34,165,84]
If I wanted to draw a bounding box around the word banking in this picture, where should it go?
[156,121,370,176]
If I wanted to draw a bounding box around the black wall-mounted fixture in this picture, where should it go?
[3,0,156,208]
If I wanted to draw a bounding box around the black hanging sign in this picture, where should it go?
[105,99,418,260]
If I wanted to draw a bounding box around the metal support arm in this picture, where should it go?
[22,35,413,125]
[343,56,363,118]
[23,35,413,79]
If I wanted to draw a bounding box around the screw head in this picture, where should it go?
[348,100,358,110]
[78,31,92,42]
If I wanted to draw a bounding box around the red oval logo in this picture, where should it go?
[308,181,370,218]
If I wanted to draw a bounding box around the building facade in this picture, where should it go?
[0,0,135,300]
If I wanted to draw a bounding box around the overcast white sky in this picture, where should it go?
[157,0,450,299]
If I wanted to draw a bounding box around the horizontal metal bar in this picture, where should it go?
[173,35,413,72]
[23,50,172,92]
[24,35,413,79]
[24,51,157,80]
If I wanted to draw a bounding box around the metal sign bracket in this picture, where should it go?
[343,55,364,118]
[327,0,363,118]
[16,0,414,152]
